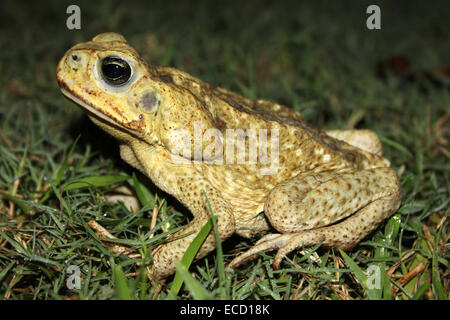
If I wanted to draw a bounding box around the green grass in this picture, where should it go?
[0,0,449,300]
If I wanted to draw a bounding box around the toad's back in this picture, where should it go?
[156,68,389,217]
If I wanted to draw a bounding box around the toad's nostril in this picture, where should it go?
[71,54,78,61]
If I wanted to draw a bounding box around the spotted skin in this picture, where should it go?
[228,167,401,269]
[57,33,402,278]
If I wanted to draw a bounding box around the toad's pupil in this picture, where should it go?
[101,57,131,86]
[103,63,122,78]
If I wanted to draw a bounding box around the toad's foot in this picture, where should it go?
[227,233,292,269]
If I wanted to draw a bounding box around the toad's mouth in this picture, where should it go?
[60,87,149,146]
[60,88,129,132]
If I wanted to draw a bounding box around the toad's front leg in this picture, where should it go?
[150,175,235,279]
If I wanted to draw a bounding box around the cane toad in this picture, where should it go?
[56,33,401,279]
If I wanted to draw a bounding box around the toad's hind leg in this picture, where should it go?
[326,129,384,156]
[228,167,401,269]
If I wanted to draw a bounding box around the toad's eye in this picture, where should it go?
[101,56,131,86]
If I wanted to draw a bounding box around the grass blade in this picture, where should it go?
[0,190,31,214]
[132,173,155,208]
[431,224,447,299]
[0,231,31,258]
[169,218,213,297]
[113,265,133,300]
[339,249,378,300]
[174,261,214,299]
[61,175,129,190]
[204,191,227,299]
[379,136,413,158]
[412,282,430,300]
[39,135,80,204]
[0,261,15,283]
